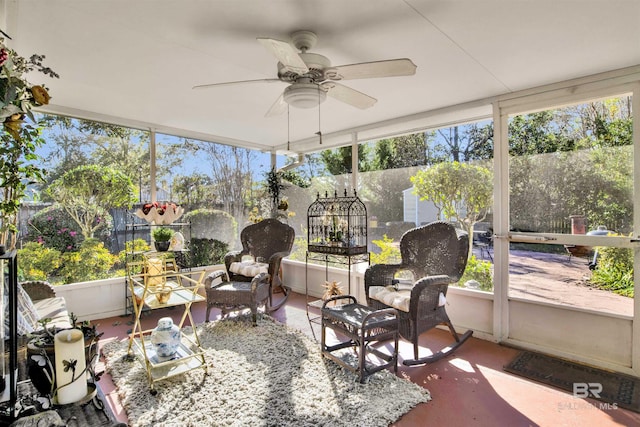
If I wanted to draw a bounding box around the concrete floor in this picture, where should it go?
[94,291,640,426]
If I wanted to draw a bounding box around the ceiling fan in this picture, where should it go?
[193,30,417,117]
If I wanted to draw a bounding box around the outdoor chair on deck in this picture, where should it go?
[364,221,473,366]
[474,229,493,261]
[224,218,295,312]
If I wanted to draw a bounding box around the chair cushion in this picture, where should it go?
[369,286,447,313]
[229,261,269,278]
[368,286,411,312]
[32,297,72,330]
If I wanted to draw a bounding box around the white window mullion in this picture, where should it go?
[631,83,640,375]
[493,101,510,342]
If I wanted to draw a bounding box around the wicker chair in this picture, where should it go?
[364,221,473,366]
[224,218,295,311]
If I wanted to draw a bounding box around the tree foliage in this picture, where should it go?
[435,124,493,162]
[411,161,492,253]
[182,140,256,221]
[373,133,429,169]
[320,145,372,175]
[38,115,153,187]
[508,97,633,233]
[47,165,136,239]
[172,173,214,208]
[26,204,83,252]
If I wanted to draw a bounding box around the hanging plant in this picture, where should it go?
[0,35,58,250]
[265,166,284,215]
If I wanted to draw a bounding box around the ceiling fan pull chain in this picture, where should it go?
[317,87,322,145]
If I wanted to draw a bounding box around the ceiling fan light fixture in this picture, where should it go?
[283,83,326,109]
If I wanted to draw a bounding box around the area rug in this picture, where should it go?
[102,316,431,427]
[504,351,640,413]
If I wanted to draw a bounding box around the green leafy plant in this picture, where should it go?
[58,238,117,283]
[458,255,493,291]
[590,246,634,297]
[183,208,237,248]
[118,238,150,263]
[411,161,493,256]
[17,241,62,281]
[26,204,83,252]
[189,238,228,267]
[152,227,174,242]
[0,38,58,250]
[288,233,309,262]
[370,235,401,265]
[46,165,136,239]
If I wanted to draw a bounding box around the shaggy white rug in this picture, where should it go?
[102,316,431,427]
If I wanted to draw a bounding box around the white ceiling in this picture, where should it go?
[3,0,640,155]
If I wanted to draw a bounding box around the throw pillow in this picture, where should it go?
[229,261,269,278]
[17,284,40,332]
[3,283,40,337]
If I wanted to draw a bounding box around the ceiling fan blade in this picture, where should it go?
[192,78,282,90]
[322,82,377,109]
[326,58,417,81]
[265,93,287,117]
[257,37,308,75]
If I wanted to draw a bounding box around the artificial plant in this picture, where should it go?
[0,35,58,251]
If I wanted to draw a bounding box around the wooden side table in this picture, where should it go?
[320,295,399,383]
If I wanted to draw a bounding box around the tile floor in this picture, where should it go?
[93,292,640,427]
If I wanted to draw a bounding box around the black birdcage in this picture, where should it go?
[307,189,368,255]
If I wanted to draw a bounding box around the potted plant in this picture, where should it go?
[152,227,174,252]
[0,37,58,252]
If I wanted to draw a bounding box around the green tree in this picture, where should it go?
[38,115,152,186]
[411,161,493,254]
[508,98,633,234]
[372,133,429,169]
[172,173,215,208]
[508,111,580,156]
[320,145,372,175]
[581,97,632,147]
[183,140,256,221]
[47,165,137,239]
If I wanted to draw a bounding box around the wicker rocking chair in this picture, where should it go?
[224,218,295,312]
[364,221,473,366]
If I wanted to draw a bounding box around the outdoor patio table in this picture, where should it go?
[320,295,399,383]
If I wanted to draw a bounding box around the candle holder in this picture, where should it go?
[25,319,102,407]
[54,329,87,405]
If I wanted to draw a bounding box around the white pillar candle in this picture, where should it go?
[54,329,87,404]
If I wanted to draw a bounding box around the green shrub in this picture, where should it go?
[189,238,229,267]
[26,205,83,252]
[116,238,151,272]
[370,235,401,265]
[288,235,308,262]
[458,255,493,291]
[590,246,634,297]
[184,209,238,248]
[118,238,151,263]
[17,242,62,281]
[58,238,117,284]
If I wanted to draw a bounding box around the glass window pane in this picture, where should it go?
[507,96,634,314]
